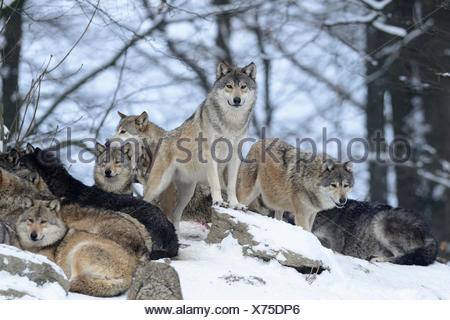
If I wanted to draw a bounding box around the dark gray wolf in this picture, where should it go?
[312,200,438,266]
[19,147,178,259]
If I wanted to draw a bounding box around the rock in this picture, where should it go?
[127,261,183,300]
[205,207,328,273]
[0,244,69,299]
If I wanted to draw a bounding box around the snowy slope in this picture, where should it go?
[168,212,450,300]
[2,210,449,300]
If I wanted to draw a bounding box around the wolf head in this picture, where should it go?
[94,142,134,192]
[318,160,354,208]
[213,61,256,109]
[16,197,67,249]
[109,111,149,145]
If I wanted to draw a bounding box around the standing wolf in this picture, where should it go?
[312,200,438,266]
[237,139,354,231]
[129,62,256,232]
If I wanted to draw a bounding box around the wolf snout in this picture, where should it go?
[339,197,347,205]
[30,231,38,241]
[105,169,112,177]
[233,97,241,105]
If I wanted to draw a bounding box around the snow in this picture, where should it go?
[168,217,450,299]
[2,211,450,300]
[361,0,392,10]
[0,245,67,300]
[373,18,407,37]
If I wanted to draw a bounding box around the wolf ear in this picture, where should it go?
[135,111,149,131]
[48,199,61,212]
[28,172,39,185]
[242,62,256,80]
[118,111,127,119]
[344,161,353,172]
[122,143,133,160]
[95,142,106,156]
[216,61,232,80]
[322,159,334,172]
[8,148,21,166]
[26,143,35,154]
[23,197,33,208]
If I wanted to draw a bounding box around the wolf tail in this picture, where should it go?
[392,236,438,266]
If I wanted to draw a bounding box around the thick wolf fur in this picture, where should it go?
[117,62,257,232]
[312,200,438,266]
[111,111,269,224]
[94,142,134,195]
[19,148,178,259]
[237,139,354,231]
[0,167,43,221]
[1,145,52,194]
[16,200,135,296]
[0,218,19,247]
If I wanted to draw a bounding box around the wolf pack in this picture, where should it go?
[0,62,438,298]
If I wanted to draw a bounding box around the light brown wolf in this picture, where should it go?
[237,139,354,231]
[94,142,134,195]
[16,198,135,297]
[0,167,151,262]
[110,62,257,231]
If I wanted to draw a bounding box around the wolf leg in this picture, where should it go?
[207,159,227,207]
[172,181,196,233]
[142,160,174,203]
[227,154,246,210]
[274,211,284,221]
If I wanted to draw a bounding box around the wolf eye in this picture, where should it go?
[344,184,349,188]
[331,184,337,188]
[28,218,34,223]
[120,130,126,134]
[40,220,47,224]
[241,84,247,89]
[226,84,233,89]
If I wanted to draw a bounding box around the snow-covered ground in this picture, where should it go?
[2,210,450,300]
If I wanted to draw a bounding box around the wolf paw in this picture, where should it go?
[213,200,229,208]
[231,203,247,211]
[369,256,388,263]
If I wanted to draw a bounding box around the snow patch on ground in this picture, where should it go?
[3,214,450,300]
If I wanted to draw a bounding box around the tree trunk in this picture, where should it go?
[365,24,390,203]
[386,0,450,241]
[1,0,25,136]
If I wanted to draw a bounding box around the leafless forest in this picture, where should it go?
[1,0,449,244]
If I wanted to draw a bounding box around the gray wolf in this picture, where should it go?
[0,218,19,247]
[137,62,256,232]
[0,167,43,221]
[19,147,178,259]
[312,200,438,266]
[94,142,134,195]
[237,139,354,231]
[16,198,136,296]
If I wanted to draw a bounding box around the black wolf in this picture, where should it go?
[20,147,178,259]
[312,200,437,266]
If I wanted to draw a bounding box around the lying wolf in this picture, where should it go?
[312,200,438,266]
[16,198,135,297]
[19,147,178,259]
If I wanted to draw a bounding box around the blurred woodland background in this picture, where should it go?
[1,0,449,243]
